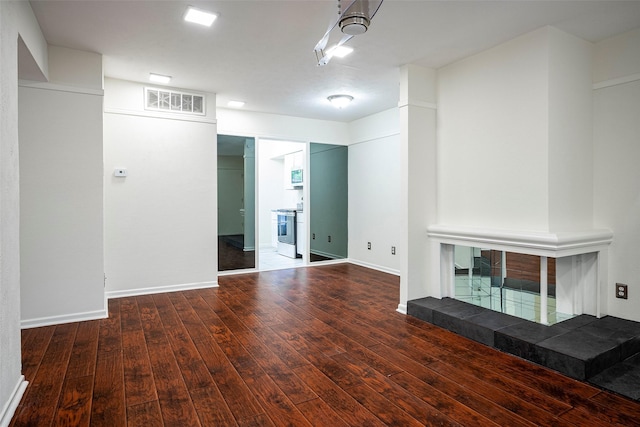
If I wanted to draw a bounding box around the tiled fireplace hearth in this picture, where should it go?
[426,225,614,322]
[407,225,640,400]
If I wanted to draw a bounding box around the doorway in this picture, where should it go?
[256,138,306,270]
[217,134,255,271]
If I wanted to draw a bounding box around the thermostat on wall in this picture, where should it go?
[114,168,128,177]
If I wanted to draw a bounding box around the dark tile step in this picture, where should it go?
[589,353,640,401]
[408,297,640,390]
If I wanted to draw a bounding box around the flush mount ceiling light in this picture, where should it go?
[327,94,353,109]
[227,100,245,108]
[149,73,171,84]
[184,6,218,27]
[326,45,353,59]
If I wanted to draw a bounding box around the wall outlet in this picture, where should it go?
[328,235,331,243]
[367,242,371,250]
[391,246,396,255]
[616,283,628,299]
[312,233,315,240]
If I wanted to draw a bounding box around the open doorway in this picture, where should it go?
[217,134,255,271]
[257,138,306,270]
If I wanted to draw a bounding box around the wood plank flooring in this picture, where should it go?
[10,264,640,426]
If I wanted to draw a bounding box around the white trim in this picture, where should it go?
[0,376,28,427]
[396,303,407,315]
[104,107,217,124]
[398,98,437,109]
[593,73,640,90]
[348,131,401,147]
[427,225,613,258]
[309,249,345,260]
[21,308,108,329]
[218,268,259,276]
[308,258,349,267]
[106,281,218,299]
[348,258,400,276]
[18,80,104,96]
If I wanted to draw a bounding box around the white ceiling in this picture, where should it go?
[30,0,640,122]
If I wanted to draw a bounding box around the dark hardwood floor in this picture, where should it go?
[11,264,640,426]
[219,236,255,271]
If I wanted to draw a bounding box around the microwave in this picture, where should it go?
[291,169,303,186]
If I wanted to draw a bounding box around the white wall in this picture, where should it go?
[1,1,46,423]
[19,82,105,327]
[217,108,349,144]
[438,28,551,231]
[16,0,48,82]
[593,28,640,322]
[47,45,103,90]
[348,108,401,274]
[104,78,217,296]
[547,27,594,232]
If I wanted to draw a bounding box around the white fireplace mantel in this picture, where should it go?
[427,225,613,258]
[426,224,614,321]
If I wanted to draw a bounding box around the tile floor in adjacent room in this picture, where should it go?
[258,247,304,271]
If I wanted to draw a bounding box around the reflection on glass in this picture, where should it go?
[309,143,348,262]
[453,245,571,325]
[218,134,255,271]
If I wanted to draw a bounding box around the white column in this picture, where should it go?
[540,256,548,325]
[398,64,438,313]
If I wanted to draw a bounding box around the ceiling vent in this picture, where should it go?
[145,87,205,115]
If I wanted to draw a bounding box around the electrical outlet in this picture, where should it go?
[312,233,315,239]
[367,242,371,250]
[616,283,628,299]
[328,235,331,243]
[391,246,396,255]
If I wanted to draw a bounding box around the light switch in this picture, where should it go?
[114,168,128,177]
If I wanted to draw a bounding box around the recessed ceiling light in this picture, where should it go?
[149,73,171,84]
[326,45,353,59]
[184,6,218,27]
[227,101,245,108]
[327,94,353,109]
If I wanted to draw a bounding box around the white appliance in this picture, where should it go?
[277,209,298,258]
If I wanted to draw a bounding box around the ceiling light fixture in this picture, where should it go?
[184,6,218,27]
[327,94,353,109]
[149,73,172,84]
[227,100,245,108]
[326,45,354,59]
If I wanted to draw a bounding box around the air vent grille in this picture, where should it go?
[145,87,205,115]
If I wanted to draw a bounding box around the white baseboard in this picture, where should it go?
[348,258,400,276]
[310,249,345,260]
[396,303,407,315]
[21,308,108,329]
[106,280,218,299]
[0,375,28,427]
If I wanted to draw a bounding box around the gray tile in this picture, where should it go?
[555,314,598,330]
[495,320,570,360]
[589,360,640,401]
[535,330,622,379]
[537,329,620,360]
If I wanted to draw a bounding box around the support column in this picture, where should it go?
[398,64,438,313]
[540,256,548,325]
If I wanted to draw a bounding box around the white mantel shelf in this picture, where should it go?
[427,225,613,258]
[427,224,613,320]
